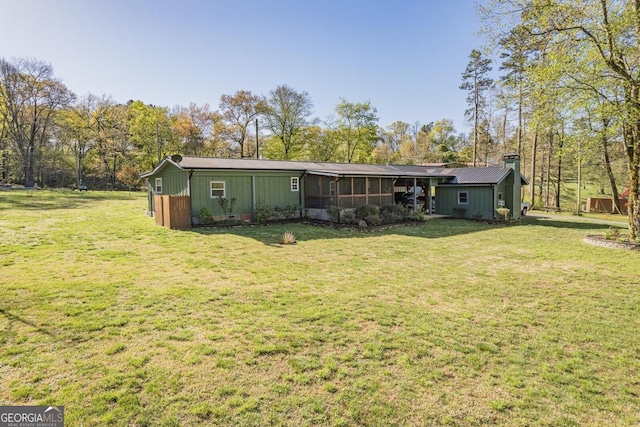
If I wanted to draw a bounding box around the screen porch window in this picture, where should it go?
[210,181,225,198]
[155,178,162,194]
[458,191,469,205]
[291,177,299,192]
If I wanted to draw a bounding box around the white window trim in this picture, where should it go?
[457,191,469,205]
[210,181,226,198]
[155,178,163,194]
[291,177,299,192]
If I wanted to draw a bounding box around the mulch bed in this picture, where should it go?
[583,234,640,251]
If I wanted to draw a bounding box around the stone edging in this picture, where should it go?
[583,235,640,251]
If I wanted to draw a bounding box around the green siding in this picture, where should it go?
[191,172,252,217]
[436,186,495,219]
[190,170,303,218]
[145,164,189,212]
[255,175,302,210]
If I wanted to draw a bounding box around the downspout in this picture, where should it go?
[188,170,194,226]
[299,171,307,219]
[492,184,495,220]
[335,176,342,223]
[251,176,256,221]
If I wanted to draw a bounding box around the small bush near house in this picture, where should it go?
[355,204,379,221]
[199,207,213,225]
[218,197,237,218]
[254,202,273,223]
[496,207,510,221]
[275,205,300,219]
[380,204,408,224]
[364,214,382,226]
[406,209,426,221]
[326,205,341,223]
[340,209,356,224]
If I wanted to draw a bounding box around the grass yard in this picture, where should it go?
[1,190,639,426]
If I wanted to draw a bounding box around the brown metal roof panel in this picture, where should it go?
[444,167,510,184]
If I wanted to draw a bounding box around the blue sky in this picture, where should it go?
[1,0,485,132]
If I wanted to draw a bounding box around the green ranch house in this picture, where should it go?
[141,154,526,228]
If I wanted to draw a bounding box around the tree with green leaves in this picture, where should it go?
[127,100,173,172]
[482,0,640,238]
[263,85,314,159]
[334,99,379,163]
[0,57,74,187]
[460,49,494,167]
[218,90,266,158]
[172,103,216,156]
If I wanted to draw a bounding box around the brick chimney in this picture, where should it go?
[503,153,522,219]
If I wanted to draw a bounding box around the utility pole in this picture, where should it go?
[156,122,161,164]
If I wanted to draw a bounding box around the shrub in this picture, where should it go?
[218,197,237,218]
[380,204,408,224]
[340,210,356,224]
[199,207,213,225]
[355,204,379,221]
[364,214,381,226]
[495,207,510,221]
[604,226,622,240]
[407,209,425,221]
[254,202,273,223]
[274,205,299,219]
[326,205,341,223]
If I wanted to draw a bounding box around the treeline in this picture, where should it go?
[476,0,639,238]
[0,57,472,191]
[1,12,637,238]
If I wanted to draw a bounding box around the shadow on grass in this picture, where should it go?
[183,212,626,245]
[520,216,623,231]
[186,215,616,245]
[0,307,55,337]
[0,190,143,211]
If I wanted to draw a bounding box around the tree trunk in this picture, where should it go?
[601,119,621,213]
[555,133,563,209]
[530,130,538,207]
[545,132,552,207]
[627,117,640,239]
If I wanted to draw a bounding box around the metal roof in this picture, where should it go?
[142,156,528,184]
[442,167,511,184]
[176,156,444,178]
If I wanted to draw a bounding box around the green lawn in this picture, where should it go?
[1,190,639,426]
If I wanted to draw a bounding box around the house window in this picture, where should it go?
[458,191,469,205]
[155,178,163,194]
[210,181,225,198]
[291,177,299,192]
[497,192,505,207]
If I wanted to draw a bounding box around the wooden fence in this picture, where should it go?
[586,197,628,215]
[154,195,191,229]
